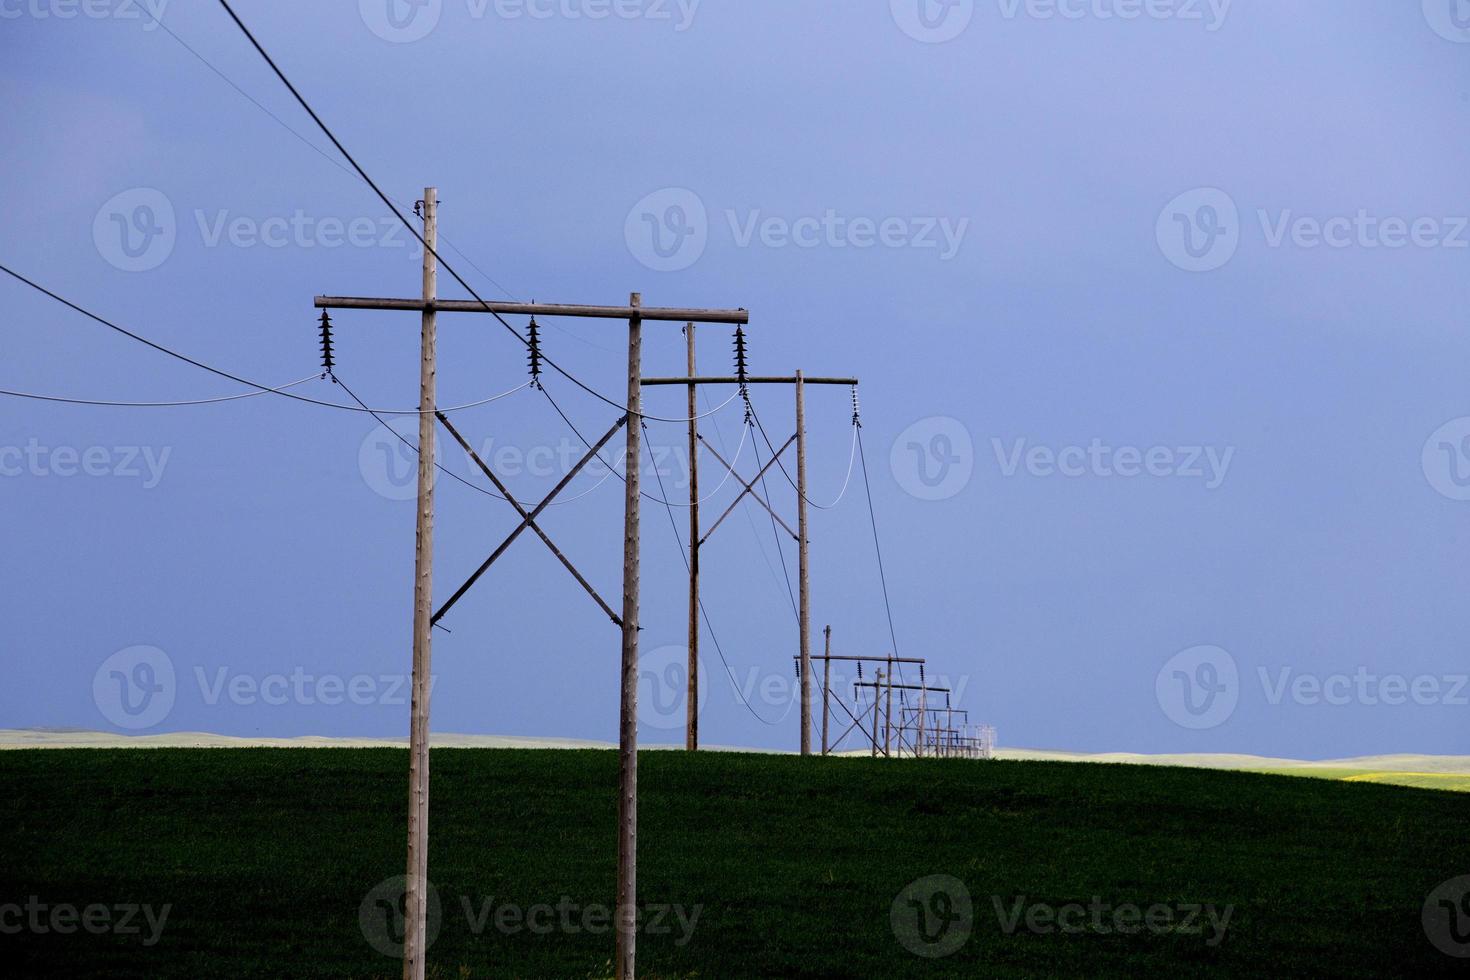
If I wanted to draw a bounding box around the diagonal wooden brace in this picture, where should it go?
[433,411,627,627]
[828,688,876,751]
[697,432,798,545]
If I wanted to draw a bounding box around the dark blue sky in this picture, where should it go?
[3,0,1469,757]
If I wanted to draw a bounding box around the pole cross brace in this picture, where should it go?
[827,687,877,751]
[697,432,798,545]
[433,411,627,628]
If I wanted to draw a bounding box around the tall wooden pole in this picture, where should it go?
[917,670,927,759]
[616,293,642,980]
[403,186,436,980]
[820,625,831,756]
[796,370,811,755]
[883,660,893,758]
[871,670,882,757]
[685,324,699,752]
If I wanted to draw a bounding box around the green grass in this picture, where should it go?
[1,749,1467,978]
[1246,767,1470,793]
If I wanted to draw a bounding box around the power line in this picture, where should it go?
[139,1,581,330]
[214,0,722,426]
[856,427,904,674]
[747,394,858,510]
[139,3,626,360]
[0,374,317,407]
[335,374,612,508]
[0,262,537,416]
[642,421,793,727]
[701,387,799,619]
[538,382,743,509]
[750,424,801,624]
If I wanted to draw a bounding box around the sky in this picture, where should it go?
[2,0,1469,758]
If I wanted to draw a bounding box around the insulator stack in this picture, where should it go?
[527,316,543,388]
[857,662,863,680]
[851,385,862,428]
[733,327,752,423]
[318,311,336,379]
[733,327,749,383]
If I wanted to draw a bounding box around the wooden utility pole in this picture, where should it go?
[685,324,699,752]
[917,671,927,759]
[616,294,643,980]
[884,664,893,758]
[795,371,811,755]
[639,373,857,755]
[403,186,436,980]
[871,670,883,757]
[820,626,831,756]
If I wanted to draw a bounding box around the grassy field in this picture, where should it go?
[1,749,1467,978]
[1246,767,1470,793]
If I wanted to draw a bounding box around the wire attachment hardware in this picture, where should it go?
[527,315,544,388]
[318,310,336,380]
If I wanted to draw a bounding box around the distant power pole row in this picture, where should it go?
[642,343,859,755]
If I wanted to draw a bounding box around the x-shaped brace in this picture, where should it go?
[697,431,798,546]
[826,689,877,753]
[433,411,627,628]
